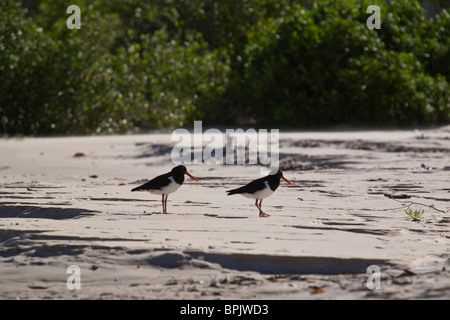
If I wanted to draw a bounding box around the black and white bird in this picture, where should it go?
[226,170,293,217]
[131,165,199,214]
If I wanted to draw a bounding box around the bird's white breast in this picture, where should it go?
[149,177,181,195]
[242,181,274,200]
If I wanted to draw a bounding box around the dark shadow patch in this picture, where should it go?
[280,138,450,153]
[310,190,349,197]
[0,229,43,244]
[288,224,391,236]
[28,234,148,242]
[1,183,64,189]
[185,200,211,205]
[205,214,249,219]
[279,154,360,171]
[384,193,411,199]
[0,229,45,258]
[134,143,174,158]
[89,197,154,202]
[421,196,450,202]
[144,252,190,269]
[320,221,367,226]
[0,205,97,220]
[185,251,389,275]
[0,195,56,200]
[29,244,87,257]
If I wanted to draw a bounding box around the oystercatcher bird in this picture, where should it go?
[131,165,199,214]
[226,170,293,217]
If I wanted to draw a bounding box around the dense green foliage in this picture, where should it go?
[0,0,449,135]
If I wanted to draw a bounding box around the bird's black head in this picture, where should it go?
[172,165,187,174]
[272,169,293,186]
[172,165,199,182]
[269,170,283,178]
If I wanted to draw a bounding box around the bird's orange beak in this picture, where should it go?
[282,175,293,186]
[185,171,199,182]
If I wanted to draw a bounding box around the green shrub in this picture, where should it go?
[242,0,449,127]
[0,0,448,135]
[0,1,132,135]
[116,28,230,129]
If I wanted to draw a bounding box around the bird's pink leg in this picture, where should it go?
[161,194,169,214]
[161,194,165,214]
[254,200,260,214]
[255,199,270,217]
[164,195,169,214]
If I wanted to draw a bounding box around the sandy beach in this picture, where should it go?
[0,127,449,299]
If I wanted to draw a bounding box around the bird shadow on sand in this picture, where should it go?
[203,213,248,219]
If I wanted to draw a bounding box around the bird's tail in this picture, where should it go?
[131,185,144,192]
[226,188,242,196]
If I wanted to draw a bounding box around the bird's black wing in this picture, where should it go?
[131,172,172,192]
[226,176,268,195]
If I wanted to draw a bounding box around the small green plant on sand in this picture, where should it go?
[404,208,424,221]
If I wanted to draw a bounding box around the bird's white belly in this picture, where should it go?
[242,181,274,200]
[149,177,181,195]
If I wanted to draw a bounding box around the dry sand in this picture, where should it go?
[0,127,449,299]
